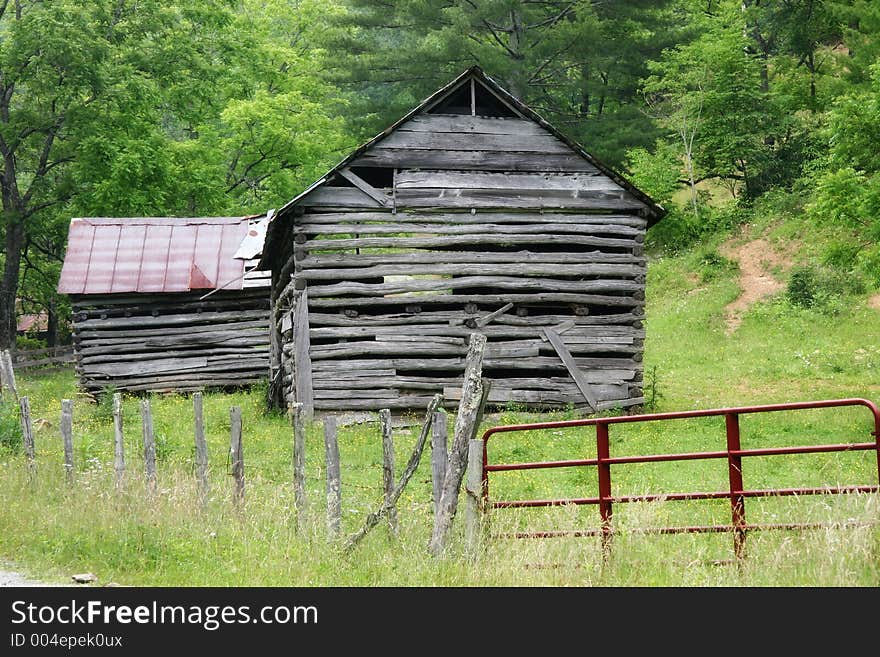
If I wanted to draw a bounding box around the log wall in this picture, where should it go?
[268,110,652,414]
[70,287,270,394]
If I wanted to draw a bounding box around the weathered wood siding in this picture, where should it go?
[269,107,652,413]
[70,287,270,394]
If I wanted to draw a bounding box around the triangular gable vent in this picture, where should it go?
[426,77,520,117]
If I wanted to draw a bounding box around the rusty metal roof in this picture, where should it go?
[58,216,265,295]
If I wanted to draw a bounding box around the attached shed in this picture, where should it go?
[58,215,272,394]
[258,66,665,415]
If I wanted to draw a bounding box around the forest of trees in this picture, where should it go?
[1,0,879,348]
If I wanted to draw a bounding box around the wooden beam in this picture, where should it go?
[339,167,390,207]
[475,302,514,328]
[542,327,599,412]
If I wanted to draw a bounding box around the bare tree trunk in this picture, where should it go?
[0,217,23,349]
[47,301,58,347]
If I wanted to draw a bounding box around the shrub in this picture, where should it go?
[786,264,865,313]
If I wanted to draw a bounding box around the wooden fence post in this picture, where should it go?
[19,396,35,474]
[112,393,125,489]
[431,410,448,518]
[430,333,486,556]
[230,406,244,509]
[0,349,18,401]
[141,399,157,491]
[379,408,398,536]
[290,402,307,531]
[193,392,209,503]
[60,399,74,484]
[464,439,486,556]
[324,416,341,539]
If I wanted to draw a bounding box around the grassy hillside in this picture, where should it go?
[1,213,878,587]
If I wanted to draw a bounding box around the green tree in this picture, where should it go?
[1,0,352,348]
[326,0,679,166]
[807,63,880,285]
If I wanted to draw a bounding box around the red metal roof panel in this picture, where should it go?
[164,224,198,293]
[82,224,121,294]
[57,217,257,295]
[137,224,173,292]
[110,224,147,293]
[57,220,95,294]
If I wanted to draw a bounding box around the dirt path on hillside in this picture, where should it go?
[719,234,791,334]
[869,293,880,310]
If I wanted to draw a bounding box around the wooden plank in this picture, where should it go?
[141,399,157,490]
[311,368,396,379]
[74,319,269,340]
[299,250,644,269]
[306,342,539,361]
[0,350,18,401]
[296,221,642,238]
[75,309,267,330]
[299,187,389,208]
[313,397,444,411]
[85,357,209,377]
[230,406,244,509]
[313,389,401,400]
[394,188,644,211]
[375,334,467,346]
[307,311,642,329]
[303,233,639,251]
[84,354,271,374]
[308,356,640,375]
[70,286,270,307]
[290,402,308,531]
[292,258,645,282]
[464,438,485,554]
[113,393,125,489]
[399,114,548,135]
[19,396,35,471]
[395,170,623,191]
[193,392,209,503]
[298,212,647,229]
[431,411,448,518]
[60,399,74,484]
[465,302,508,329]
[350,148,599,172]
[339,167,391,207]
[293,290,314,420]
[82,376,267,393]
[77,337,270,356]
[378,130,571,153]
[379,408,398,536]
[81,352,268,375]
[310,293,643,309]
[308,277,643,298]
[543,328,599,412]
[324,416,341,539]
[443,384,629,405]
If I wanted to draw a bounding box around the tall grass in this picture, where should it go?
[1,230,879,586]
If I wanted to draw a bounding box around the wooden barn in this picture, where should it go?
[258,66,665,415]
[57,215,272,394]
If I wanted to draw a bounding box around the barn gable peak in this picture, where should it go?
[259,66,665,269]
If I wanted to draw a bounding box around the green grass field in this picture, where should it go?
[1,227,879,587]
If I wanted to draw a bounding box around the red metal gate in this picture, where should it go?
[480,398,880,559]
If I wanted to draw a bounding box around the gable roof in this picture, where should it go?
[259,66,666,269]
[57,215,267,295]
